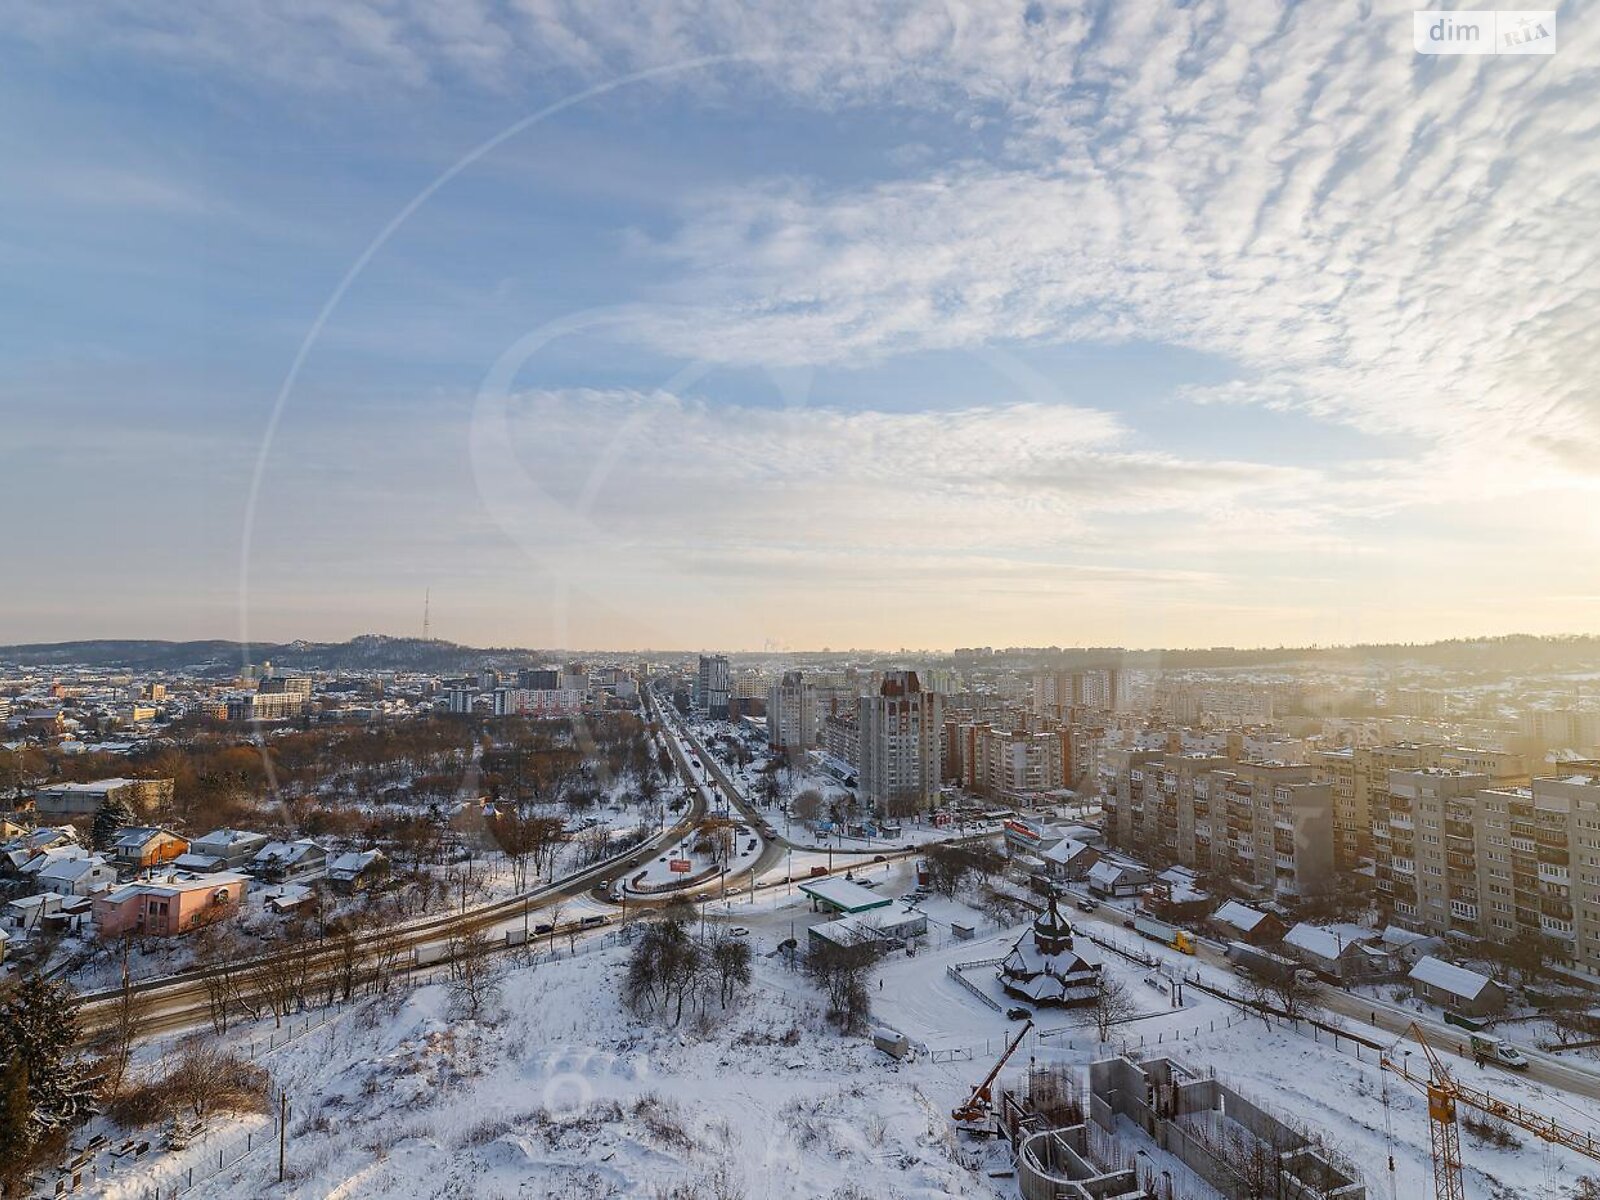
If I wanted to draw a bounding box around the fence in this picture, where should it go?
[946,957,1007,1012]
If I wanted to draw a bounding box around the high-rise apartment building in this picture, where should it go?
[858,671,942,814]
[1033,668,1123,716]
[1101,752,1333,899]
[768,671,818,752]
[1373,765,1600,978]
[694,655,730,719]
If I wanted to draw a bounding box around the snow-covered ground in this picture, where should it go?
[57,872,1600,1200]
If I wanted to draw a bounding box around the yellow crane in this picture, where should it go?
[1380,1021,1600,1200]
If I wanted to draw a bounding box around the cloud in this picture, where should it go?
[484,387,1326,566]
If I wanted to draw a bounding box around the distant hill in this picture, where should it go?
[0,635,534,674]
[2,632,1597,675]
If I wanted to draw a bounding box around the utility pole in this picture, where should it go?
[278,1089,288,1182]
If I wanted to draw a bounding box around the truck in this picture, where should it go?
[411,942,450,968]
[1469,1033,1529,1071]
[1133,914,1196,955]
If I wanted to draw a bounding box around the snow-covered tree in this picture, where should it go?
[0,975,93,1153]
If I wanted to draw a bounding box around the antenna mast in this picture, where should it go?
[423,589,431,642]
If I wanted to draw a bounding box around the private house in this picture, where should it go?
[18,843,90,879]
[327,849,387,892]
[1085,859,1150,899]
[1281,923,1397,982]
[1040,837,1100,883]
[185,828,271,872]
[1207,900,1286,947]
[93,871,248,938]
[110,827,190,873]
[2,826,79,875]
[1408,956,1507,1018]
[249,838,328,884]
[34,853,118,897]
[5,892,66,932]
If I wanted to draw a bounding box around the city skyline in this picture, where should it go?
[4,3,1596,650]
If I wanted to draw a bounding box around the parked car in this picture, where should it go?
[580,915,610,929]
[730,927,750,938]
[532,923,554,936]
[872,854,887,862]
[1076,898,1100,913]
[1006,1007,1031,1021]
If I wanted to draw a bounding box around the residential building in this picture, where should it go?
[249,838,329,884]
[694,655,730,719]
[109,827,189,873]
[1408,956,1506,1016]
[1103,752,1334,900]
[857,671,942,814]
[185,828,272,871]
[93,871,248,938]
[768,671,819,752]
[493,688,584,717]
[227,691,305,722]
[34,854,117,897]
[258,675,314,698]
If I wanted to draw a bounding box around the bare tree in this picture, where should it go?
[1090,971,1137,1043]
[447,929,503,1021]
[95,964,149,1102]
[708,931,753,1008]
[804,931,882,1034]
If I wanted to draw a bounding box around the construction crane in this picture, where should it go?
[952,1019,1033,1131]
[1380,1021,1600,1200]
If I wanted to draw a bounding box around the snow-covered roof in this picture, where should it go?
[251,838,326,865]
[798,876,891,914]
[1212,900,1269,933]
[1042,838,1093,865]
[328,849,384,876]
[35,854,110,884]
[1283,923,1351,961]
[1409,955,1495,1000]
[1087,859,1137,886]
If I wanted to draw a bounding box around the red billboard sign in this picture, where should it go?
[668,858,693,874]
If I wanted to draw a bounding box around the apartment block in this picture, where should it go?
[1101,753,1334,900]
[1377,767,1600,978]
[694,655,730,719]
[768,671,818,752]
[858,671,942,815]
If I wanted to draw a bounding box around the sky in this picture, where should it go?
[2,1,1597,653]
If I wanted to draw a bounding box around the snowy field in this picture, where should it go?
[58,878,1600,1200]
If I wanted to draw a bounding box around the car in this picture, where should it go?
[532,923,554,936]
[1122,918,1136,930]
[730,927,750,938]
[1005,1007,1032,1021]
[872,854,887,862]
[746,839,757,852]
[1076,898,1099,913]
[858,879,879,888]
[580,915,610,929]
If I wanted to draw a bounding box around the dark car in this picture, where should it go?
[532,923,554,936]
[1006,1007,1031,1021]
[872,854,887,863]
[1076,898,1099,913]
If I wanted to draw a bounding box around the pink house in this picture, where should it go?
[93,871,248,938]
